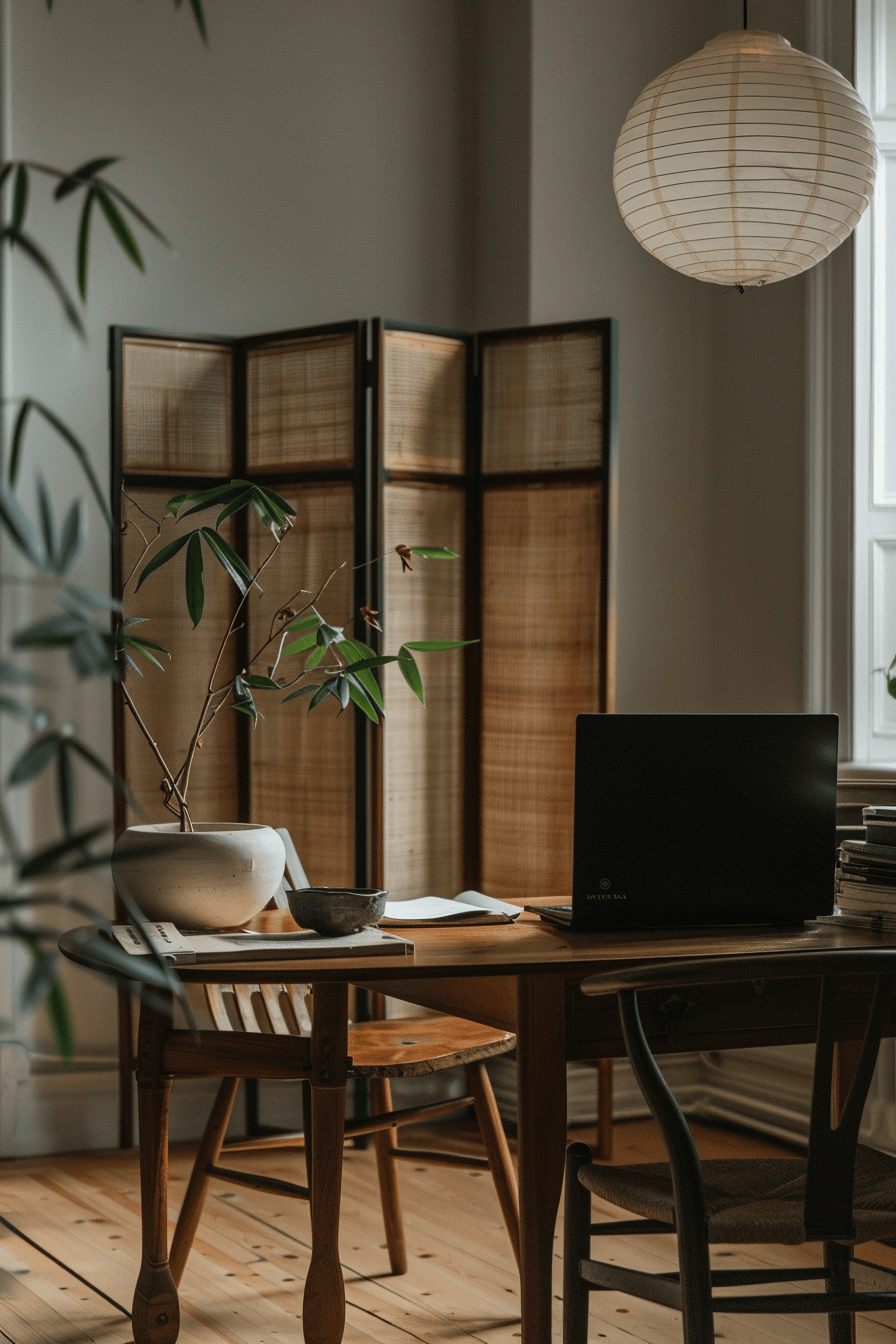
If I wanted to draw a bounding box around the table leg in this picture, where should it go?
[132,997,179,1344]
[302,981,349,1344]
[516,973,568,1344]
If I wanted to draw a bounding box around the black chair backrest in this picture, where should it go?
[581,949,896,1241]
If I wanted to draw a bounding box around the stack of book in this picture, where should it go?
[834,806,896,931]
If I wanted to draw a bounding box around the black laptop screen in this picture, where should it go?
[572,714,839,930]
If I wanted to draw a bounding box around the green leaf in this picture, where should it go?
[67,738,134,803]
[76,186,96,299]
[134,531,191,590]
[0,658,35,686]
[8,398,31,487]
[281,683,319,704]
[66,583,122,613]
[57,500,85,575]
[408,547,459,559]
[888,676,896,701]
[401,639,479,651]
[215,487,255,528]
[8,733,60,787]
[69,626,116,678]
[166,492,192,516]
[338,638,385,709]
[185,531,204,626]
[316,622,343,648]
[0,480,47,568]
[245,674,280,690]
[45,975,74,1063]
[17,823,108,879]
[26,400,112,529]
[53,156,119,200]
[305,643,328,670]
[94,184,145,273]
[199,527,254,595]
[123,637,167,671]
[309,680,336,710]
[345,673,380,723]
[283,631,319,657]
[186,0,208,43]
[286,613,321,633]
[0,694,26,716]
[0,162,14,194]
[398,646,424,704]
[2,226,85,337]
[57,745,74,836]
[12,612,89,648]
[332,653,398,674]
[11,164,27,230]
[36,476,58,568]
[232,674,257,726]
[172,481,252,518]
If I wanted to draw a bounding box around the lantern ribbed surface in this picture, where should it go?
[613,30,876,287]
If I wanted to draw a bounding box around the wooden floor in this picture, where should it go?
[1,1118,895,1343]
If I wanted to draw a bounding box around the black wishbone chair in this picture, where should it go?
[563,949,896,1344]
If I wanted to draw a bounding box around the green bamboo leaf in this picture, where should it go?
[316,622,343,648]
[185,531,204,626]
[245,674,280,690]
[339,638,385,709]
[17,823,109,879]
[36,477,58,568]
[11,165,28,230]
[185,0,208,43]
[889,676,896,701]
[66,583,122,613]
[8,733,60,786]
[335,675,350,711]
[45,975,74,1063]
[57,500,85,575]
[53,156,119,200]
[68,626,116,678]
[123,651,143,677]
[398,646,424,704]
[134,531,191,590]
[408,547,459,559]
[232,674,257,726]
[11,613,88,648]
[57,744,74,836]
[122,638,167,671]
[172,480,252,518]
[121,615,148,627]
[304,643,328,670]
[332,653,398,674]
[94,184,145,273]
[0,658,35,686]
[345,672,380,723]
[283,631,318,657]
[257,486,295,517]
[401,639,479,651]
[215,487,255,528]
[2,226,85,337]
[66,738,134,803]
[0,162,14,194]
[0,694,26,717]
[76,186,97,299]
[281,683,318,704]
[8,398,32,487]
[285,613,321,633]
[199,527,254,594]
[166,492,192,516]
[308,680,336,710]
[0,480,47,568]
[26,400,112,529]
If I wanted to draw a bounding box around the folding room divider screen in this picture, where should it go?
[110,317,616,901]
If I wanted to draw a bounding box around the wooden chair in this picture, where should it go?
[563,949,896,1344]
[168,832,520,1283]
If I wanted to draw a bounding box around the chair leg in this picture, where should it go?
[595,1058,613,1161]
[466,1061,521,1271]
[824,1241,856,1344]
[169,1076,240,1287]
[371,1075,407,1274]
[563,1142,593,1344]
[302,1079,314,1210]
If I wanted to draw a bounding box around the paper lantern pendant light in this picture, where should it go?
[613,30,876,287]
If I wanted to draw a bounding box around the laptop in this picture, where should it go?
[537,713,838,932]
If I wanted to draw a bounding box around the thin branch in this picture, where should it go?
[119,681,192,831]
[120,487,163,593]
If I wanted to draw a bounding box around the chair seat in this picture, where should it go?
[347,1015,514,1077]
[580,1143,896,1245]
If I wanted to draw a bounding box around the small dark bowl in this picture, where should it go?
[286,886,387,938]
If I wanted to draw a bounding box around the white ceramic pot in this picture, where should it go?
[111,823,286,929]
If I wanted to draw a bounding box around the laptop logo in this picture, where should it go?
[587,878,627,901]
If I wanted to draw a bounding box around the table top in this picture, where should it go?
[58,910,896,986]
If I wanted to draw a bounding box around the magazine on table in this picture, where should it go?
[379,891,521,927]
[106,921,413,964]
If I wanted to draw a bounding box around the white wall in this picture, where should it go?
[0,0,824,1150]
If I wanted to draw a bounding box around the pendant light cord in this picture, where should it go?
[743,0,748,28]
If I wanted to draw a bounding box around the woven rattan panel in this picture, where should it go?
[247,335,356,472]
[382,330,467,475]
[381,483,466,900]
[119,487,239,826]
[480,482,602,899]
[247,483,355,887]
[481,329,603,474]
[121,338,233,477]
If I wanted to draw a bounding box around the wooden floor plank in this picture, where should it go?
[0,1119,894,1344]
